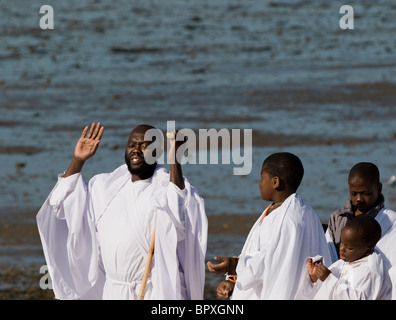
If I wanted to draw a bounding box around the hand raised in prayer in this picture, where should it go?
[168,129,187,165]
[64,122,104,177]
[216,280,235,299]
[168,129,187,190]
[74,122,104,162]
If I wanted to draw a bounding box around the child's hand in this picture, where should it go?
[307,258,319,283]
[314,262,331,282]
[216,280,235,299]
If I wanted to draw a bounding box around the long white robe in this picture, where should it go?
[36,164,208,300]
[231,193,331,300]
[325,208,396,299]
[295,251,392,300]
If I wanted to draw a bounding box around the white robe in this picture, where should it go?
[231,193,331,300]
[36,164,208,300]
[295,251,392,300]
[325,208,396,299]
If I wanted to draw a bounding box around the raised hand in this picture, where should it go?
[74,122,104,161]
[168,129,187,190]
[64,122,104,177]
[168,129,187,165]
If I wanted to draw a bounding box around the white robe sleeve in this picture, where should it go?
[36,173,102,299]
[235,218,305,299]
[294,258,322,300]
[152,179,208,300]
[314,254,389,300]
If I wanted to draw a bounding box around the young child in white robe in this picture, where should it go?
[325,162,396,298]
[207,152,331,299]
[296,214,391,300]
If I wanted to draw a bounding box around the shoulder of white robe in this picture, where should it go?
[376,208,396,236]
[89,164,131,224]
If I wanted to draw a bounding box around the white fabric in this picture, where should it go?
[230,193,331,300]
[325,208,396,299]
[295,251,392,300]
[36,164,208,300]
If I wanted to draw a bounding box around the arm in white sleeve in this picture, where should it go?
[36,172,100,299]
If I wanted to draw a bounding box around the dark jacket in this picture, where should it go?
[327,194,385,257]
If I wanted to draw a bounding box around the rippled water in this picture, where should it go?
[1,0,396,225]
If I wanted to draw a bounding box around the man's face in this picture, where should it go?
[348,176,382,214]
[124,127,156,177]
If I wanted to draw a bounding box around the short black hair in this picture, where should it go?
[345,215,382,247]
[348,162,380,185]
[262,152,304,192]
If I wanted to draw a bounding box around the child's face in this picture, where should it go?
[348,176,381,214]
[339,227,372,262]
[259,168,274,201]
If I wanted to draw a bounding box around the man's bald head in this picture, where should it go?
[129,124,156,137]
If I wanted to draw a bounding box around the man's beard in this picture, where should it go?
[125,152,156,177]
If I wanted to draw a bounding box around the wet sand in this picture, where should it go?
[0,211,55,300]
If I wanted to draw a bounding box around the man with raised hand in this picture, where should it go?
[37,122,208,300]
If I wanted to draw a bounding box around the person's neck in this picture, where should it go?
[271,191,294,204]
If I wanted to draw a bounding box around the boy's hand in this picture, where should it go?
[307,258,319,283]
[314,262,331,282]
[216,280,235,299]
[207,256,229,274]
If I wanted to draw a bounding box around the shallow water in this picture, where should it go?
[1,1,396,228]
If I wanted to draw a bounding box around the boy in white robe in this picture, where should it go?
[297,215,391,300]
[36,123,208,300]
[207,152,331,299]
[325,162,396,298]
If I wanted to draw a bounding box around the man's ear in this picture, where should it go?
[377,182,383,195]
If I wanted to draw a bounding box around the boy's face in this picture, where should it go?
[259,168,275,201]
[348,176,382,214]
[339,227,372,262]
